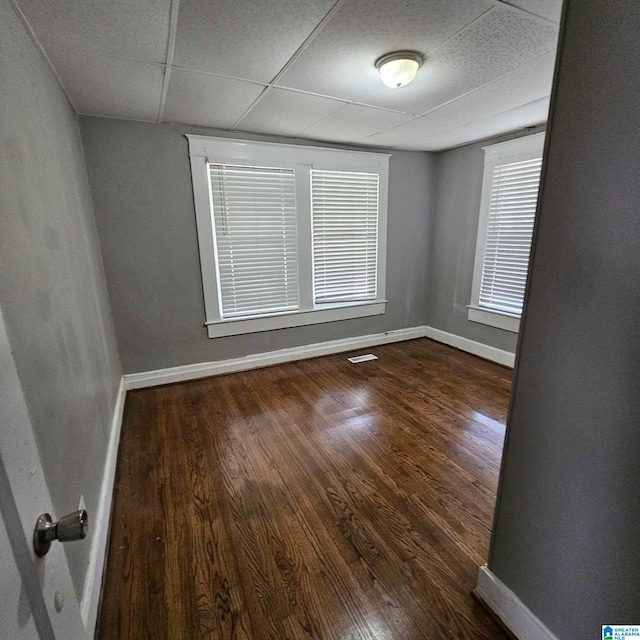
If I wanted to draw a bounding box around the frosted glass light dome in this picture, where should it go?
[375,51,423,88]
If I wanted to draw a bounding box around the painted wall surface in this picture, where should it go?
[79,117,436,374]
[488,0,640,636]
[427,126,546,355]
[0,0,122,601]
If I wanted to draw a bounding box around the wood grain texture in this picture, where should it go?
[97,338,511,640]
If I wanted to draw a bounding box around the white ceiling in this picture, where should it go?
[14,0,562,151]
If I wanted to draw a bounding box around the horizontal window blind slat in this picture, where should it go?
[481,273,529,285]
[481,290,527,302]
[480,285,527,297]
[484,244,533,250]
[484,250,533,256]
[312,259,378,265]
[486,222,536,229]
[480,300,524,312]
[483,264,522,277]
[481,285,527,298]
[480,276,529,287]
[485,232,535,238]
[494,161,543,173]
[312,238,379,245]
[315,280,377,288]
[484,255,531,263]
[491,171,541,182]
[480,303,523,314]
[492,172,541,184]
[316,293,377,302]
[484,241,534,246]
[485,233,535,240]
[223,306,298,319]
[217,286,298,296]
[494,162,542,173]
[221,297,299,309]
[215,245,299,255]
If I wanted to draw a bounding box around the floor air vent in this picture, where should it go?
[347,354,378,363]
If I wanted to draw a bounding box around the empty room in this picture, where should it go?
[1,0,638,639]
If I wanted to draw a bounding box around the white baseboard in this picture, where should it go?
[123,326,428,390]
[476,566,559,640]
[425,326,515,368]
[80,376,126,635]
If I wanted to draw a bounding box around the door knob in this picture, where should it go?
[33,509,88,557]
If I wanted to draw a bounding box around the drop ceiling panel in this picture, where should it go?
[502,0,563,23]
[422,97,550,151]
[355,79,443,117]
[275,0,494,101]
[172,0,336,83]
[425,51,555,122]
[162,70,265,129]
[300,104,414,143]
[359,6,558,114]
[361,116,468,148]
[61,56,165,121]
[16,0,171,63]
[12,0,560,149]
[237,89,346,137]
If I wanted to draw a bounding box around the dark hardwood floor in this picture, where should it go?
[97,338,512,640]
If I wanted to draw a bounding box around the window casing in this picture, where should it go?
[469,132,545,333]
[187,135,389,338]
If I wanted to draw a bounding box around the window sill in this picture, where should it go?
[467,305,521,333]
[206,301,386,338]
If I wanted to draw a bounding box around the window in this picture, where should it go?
[209,164,299,319]
[311,170,379,305]
[187,136,389,338]
[469,132,545,333]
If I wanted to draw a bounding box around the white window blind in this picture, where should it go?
[209,164,299,319]
[311,170,379,304]
[479,157,543,315]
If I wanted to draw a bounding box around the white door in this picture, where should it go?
[0,306,88,640]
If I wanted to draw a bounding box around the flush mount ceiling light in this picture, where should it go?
[375,51,423,88]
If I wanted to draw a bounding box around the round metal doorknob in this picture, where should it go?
[33,509,88,557]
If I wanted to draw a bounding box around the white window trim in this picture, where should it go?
[187,135,390,338]
[468,132,545,334]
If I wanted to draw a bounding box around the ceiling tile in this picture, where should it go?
[172,0,336,83]
[162,69,265,128]
[15,0,171,64]
[358,6,558,114]
[300,104,414,143]
[425,51,555,122]
[421,97,550,151]
[236,89,346,136]
[359,116,468,148]
[59,55,165,121]
[502,0,563,23]
[275,0,494,101]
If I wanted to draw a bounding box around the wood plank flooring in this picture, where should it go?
[97,338,512,640]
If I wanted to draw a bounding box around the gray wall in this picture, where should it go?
[427,126,545,355]
[0,0,121,600]
[79,117,436,374]
[488,0,640,637]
